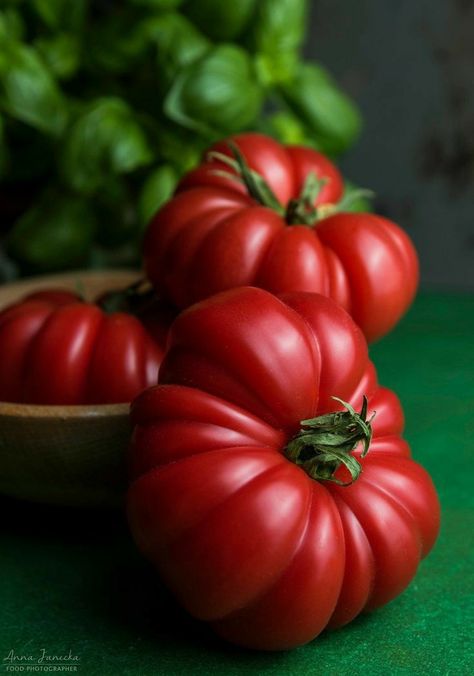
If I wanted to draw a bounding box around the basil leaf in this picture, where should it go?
[60,98,153,194]
[0,41,68,136]
[127,0,184,8]
[164,44,263,137]
[85,11,151,74]
[8,192,96,272]
[154,118,205,173]
[31,0,87,31]
[265,110,310,145]
[31,0,66,28]
[247,0,307,84]
[183,0,255,41]
[249,0,307,53]
[144,12,209,92]
[0,8,25,41]
[138,164,178,226]
[279,62,362,155]
[34,33,80,80]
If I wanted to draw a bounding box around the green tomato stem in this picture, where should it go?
[207,142,284,215]
[208,142,374,226]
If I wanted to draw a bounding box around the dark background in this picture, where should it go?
[306,0,474,292]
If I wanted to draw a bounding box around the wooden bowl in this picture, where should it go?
[0,269,141,507]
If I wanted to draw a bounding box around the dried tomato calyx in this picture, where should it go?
[284,396,375,486]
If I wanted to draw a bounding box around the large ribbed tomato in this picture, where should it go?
[143,133,419,342]
[0,288,174,405]
[127,287,439,650]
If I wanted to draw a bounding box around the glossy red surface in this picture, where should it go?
[144,133,418,341]
[0,290,167,405]
[127,288,439,650]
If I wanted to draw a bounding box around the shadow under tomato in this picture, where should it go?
[0,493,380,663]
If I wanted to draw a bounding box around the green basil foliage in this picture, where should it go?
[60,98,152,194]
[0,8,25,41]
[165,45,263,136]
[183,0,256,42]
[138,164,178,226]
[147,12,210,93]
[34,33,80,80]
[0,0,364,277]
[279,63,362,156]
[127,0,185,10]
[7,191,96,272]
[0,40,68,136]
[246,0,307,85]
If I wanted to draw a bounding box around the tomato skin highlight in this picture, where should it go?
[127,288,440,650]
[0,290,171,405]
[316,213,419,341]
[144,132,419,341]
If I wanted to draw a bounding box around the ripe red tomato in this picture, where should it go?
[143,133,419,342]
[127,288,439,650]
[0,288,173,405]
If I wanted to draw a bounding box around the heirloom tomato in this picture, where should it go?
[0,285,174,405]
[143,133,419,342]
[127,287,439,650]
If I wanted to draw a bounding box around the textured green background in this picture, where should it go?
[1,293,473,676]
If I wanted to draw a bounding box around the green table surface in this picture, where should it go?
[1,292,473,676]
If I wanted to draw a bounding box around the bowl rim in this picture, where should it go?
[0,268,141,301]
[0,400,130,419]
